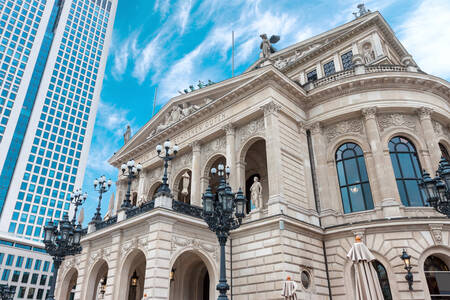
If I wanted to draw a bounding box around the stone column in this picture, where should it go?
[190,141,201,206]
[361,107,401,217]
[223,123,237,190]
[418,107,441,170]
[236,161,246,193]
[262,101,285,215]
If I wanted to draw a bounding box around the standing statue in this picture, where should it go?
[250,176,263,209]
[124,125,131,144]
[181,172,190,203]
[362,42,375,64]
[169,105,183,124]
[260,34,280,58]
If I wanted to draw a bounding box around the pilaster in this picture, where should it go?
[223,123,237,190]
[190,140,201,206]
[418,107,441,169]
[361,107,401,218]
[106,231,122,300]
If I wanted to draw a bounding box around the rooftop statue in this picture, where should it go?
[123,125,131,144]
[353,3,370,18]
[260,33,280,58]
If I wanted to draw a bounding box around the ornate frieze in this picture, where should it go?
[121,236,150,259]
[273,42,325,70]
[171,235,218,261]
[432,120,450,138]
[149,103,201,137]
[201,136,226,164]
[377,113,416,132]
[171,151,193,174]
[237,118,265,144]
[172,113,227,145]
[324,119,364,142]
[89,247,112,264]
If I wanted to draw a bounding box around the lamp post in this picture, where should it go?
[92,175,112,222]
[120,159,142,209]
[202,163,246,300]
[44,213,83,300]
[400,249,413,290]
[155,139,179,196]
[70,189,87,224]
[419,157,450,217]
[0,284,15,300]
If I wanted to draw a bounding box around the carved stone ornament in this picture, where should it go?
[171,235,218,261]
[90,247,112,265]
[360,41,375,64]
[223,123,235,136]
[429,224,443,245]
[261,102,281,115]
[432,121,450,138]
[273,42,325,70]
[237,118,265,144]
[64,257,81,269]
[121,236,150,259]
[171,151,193,175]
[149,102,201,137]
[201,136,226,164]
[324,119,364,142]
[377,113,416,132]
[417,107,433,120]
[362,107,377,121]
[307,122,322,135]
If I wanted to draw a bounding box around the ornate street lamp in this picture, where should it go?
[120,159,143,209]
[92,175,112,222]
[130,271,139,287]
[0,284,15,300]
[155,139,179,196]
[202,163,246,300]
[400,249,413,290]
[419,157,450,217]
[44,213,83,300]
[70,189,87,224]
[99,276,107,298]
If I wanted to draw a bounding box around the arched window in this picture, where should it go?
[424,255,450,298]
[388,136,425,206]
[439,143,450,162]
[335,143,374,213]
[372,260,393,300]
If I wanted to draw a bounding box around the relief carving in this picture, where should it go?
[432,121,449,138]
[121,236,149,259]
[417,107,433,120]
[429,224,443,245]
[237,118,265,144]
[149,103,201,137]
[377,113,416,132]
[273,42,325,70]
[201,136,226,164]
[324,119,364,142]
[171,235,218,261]
[171,152,193,174]
[361,41,375,64]
[90,247,111,264]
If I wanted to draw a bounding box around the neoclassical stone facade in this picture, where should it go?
[56,11,450,300]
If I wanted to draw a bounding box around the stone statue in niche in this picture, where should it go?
[181,172,190,203]
[362,42,375,64]
[250,176,263,210]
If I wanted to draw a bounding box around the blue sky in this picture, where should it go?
[79,0,450,224]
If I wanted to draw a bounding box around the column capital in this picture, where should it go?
[297,121,307,134]
[417,106,433,120]
[361,107,377,121]
[222,123,235,136]
[306,122,322,135]
[261,101,281,116]
[190,140,201,152]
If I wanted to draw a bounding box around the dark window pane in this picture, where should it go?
[349,184,365,212]
[341,187,351,213]
[405,180,423,206]
[363,183,374,209]
[344,159,360,184]
[358,157,369,181]
[307,69,317,82]
[341,51,353,70]
[337,161,346,185]
[324,61,335,76]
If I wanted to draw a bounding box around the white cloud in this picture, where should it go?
[111,33,139,80]
[177,0,193,34]
[154,0,171,18]
[397,0,450,79]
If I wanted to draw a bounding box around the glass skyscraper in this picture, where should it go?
[0,0,117,298]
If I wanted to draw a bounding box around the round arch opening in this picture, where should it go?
[59,268,78,300]
[118,249,147,300]
[85,259,108,300]
[169,250,215,300]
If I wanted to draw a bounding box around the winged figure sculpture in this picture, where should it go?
[260,33,280,58]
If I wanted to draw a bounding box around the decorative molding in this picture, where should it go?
[201,136,227,164]
[417,107,433,121]
[297,121,306,135]
[429,224,443,245]
[121,236,150,259]
[361,107,377,121]
[307,122,322,135]
[237,118,265,145]
[171,235,218,261]
[324,119,364,142]
[261,101,281,116]
[171,152,192,174]
[223,123,235,136]
[190,140,201,152]
[377,113,416,132]
[89,247,112,265]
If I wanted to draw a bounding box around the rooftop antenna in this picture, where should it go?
[232,30,235,77]
[152,87,158,117]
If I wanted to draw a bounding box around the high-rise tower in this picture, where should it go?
[0,0,117,298]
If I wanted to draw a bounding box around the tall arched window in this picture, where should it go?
[335,143,374,213]
[439,143,450,162]
[388,136,425,206]
[424,255,450,298]
[372,260,393,300]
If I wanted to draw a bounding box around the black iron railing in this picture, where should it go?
[126,201,155,219]
[173,200,203,219]
[95,215,118,230]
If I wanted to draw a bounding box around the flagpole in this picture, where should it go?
[232,31,235,77]
[152,87,158,117]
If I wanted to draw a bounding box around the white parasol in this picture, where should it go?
[281,276,298,300]
[347,236,384,300]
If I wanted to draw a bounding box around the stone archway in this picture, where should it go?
[118,249,147,300]
[242,138,268,211]
[169,251,215,300]
[85,259,108,300]
[147,181,162,201]
[202,155,227,195]
[58,268,78,300]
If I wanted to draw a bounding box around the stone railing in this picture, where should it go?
[95,215,118,230]
[310,64,411,89]
[172,200,203,219]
